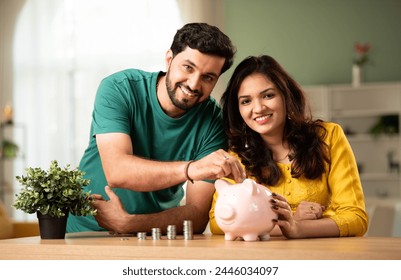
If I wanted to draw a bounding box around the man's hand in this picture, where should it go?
[187,149,246,183]
[90,180,215,235]
[91,186,131,233]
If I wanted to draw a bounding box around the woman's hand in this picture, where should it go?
[270,193,326,239]
[270,193,300,238]
[294,201,326,220]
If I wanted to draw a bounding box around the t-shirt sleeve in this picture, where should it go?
[91,77,132,137]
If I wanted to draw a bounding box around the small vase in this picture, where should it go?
[352,64,362,87]
[37,211,68,239]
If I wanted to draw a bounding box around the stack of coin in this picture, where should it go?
[152,227,162,240]
[167,225,176,240]
[137,232,147,240]
[183,220,193,240]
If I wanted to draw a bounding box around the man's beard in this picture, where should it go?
[165,73,201,111]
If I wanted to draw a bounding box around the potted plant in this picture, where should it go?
[13,160,96,239]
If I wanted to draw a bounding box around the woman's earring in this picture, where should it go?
[243,124,249,148]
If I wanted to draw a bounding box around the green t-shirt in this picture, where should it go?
[67,69,226,232]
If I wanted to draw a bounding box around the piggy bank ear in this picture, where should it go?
[251,179,273,196]
[215,179,230,194]
[264,187,272,196]
[243,179,259,196]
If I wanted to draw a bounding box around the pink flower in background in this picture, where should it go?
[353,42,371,66]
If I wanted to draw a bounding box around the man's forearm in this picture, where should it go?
[106,156,189,192]
[120,204,210,234]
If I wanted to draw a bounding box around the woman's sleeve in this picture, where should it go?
[209,191,225,234]
[325,123,369,236]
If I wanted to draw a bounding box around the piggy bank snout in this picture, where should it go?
[215,204,236,221]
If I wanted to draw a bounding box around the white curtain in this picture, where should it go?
[13,0,182,168]
[12,0,182,219]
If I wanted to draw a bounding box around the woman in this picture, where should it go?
[209,55,368,238]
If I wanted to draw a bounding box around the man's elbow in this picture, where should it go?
[104,170,128,189]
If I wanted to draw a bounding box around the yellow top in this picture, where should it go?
[209,122,368,237]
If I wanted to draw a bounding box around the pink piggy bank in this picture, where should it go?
[214,178,277,241]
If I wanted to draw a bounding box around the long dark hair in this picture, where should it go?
[170,23,236,74]
[220,55,329,186]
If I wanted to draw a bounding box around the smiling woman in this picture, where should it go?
[209,55,368,239]
[11,0,182,220]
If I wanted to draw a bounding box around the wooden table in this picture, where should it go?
[1,231,401,260]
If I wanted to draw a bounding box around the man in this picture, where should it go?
[66,23,245,234]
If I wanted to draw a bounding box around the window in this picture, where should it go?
[12,0,182,219]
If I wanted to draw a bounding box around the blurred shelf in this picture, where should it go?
[304,81,401,200]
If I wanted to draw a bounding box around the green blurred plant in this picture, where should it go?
[1,140,19,159]
[369,115,399,137]
[13,160,97,218]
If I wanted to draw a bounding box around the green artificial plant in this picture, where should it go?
[13,160,97,218]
